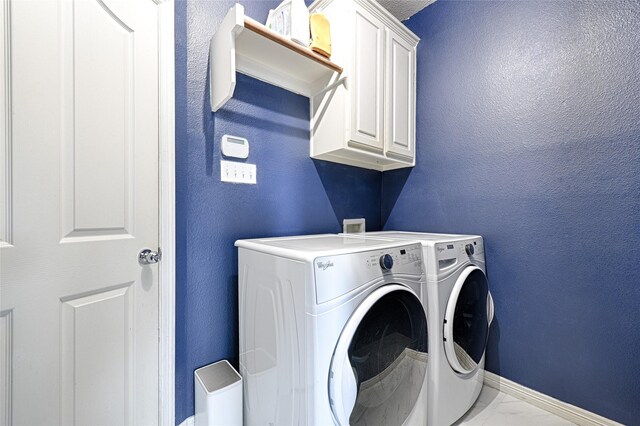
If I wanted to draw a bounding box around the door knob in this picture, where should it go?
[139,248,161,265]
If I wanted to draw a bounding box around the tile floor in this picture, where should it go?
[454,386,575,425]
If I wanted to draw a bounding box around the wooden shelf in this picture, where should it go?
[210,4,343,112]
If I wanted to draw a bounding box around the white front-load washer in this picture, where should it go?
[366,232,494,426]
[236,234,429,425]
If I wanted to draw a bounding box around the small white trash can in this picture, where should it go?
[194,360,242,426]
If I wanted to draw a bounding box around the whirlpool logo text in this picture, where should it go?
[317,261,334,270]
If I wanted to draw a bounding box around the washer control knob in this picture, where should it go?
[379,254,394,271]
[465,243,475,256]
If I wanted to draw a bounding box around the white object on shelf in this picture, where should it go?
[310,0,419,171]
[266,0,310,46]
[221,160,257,184]
[221,134,249,159]
[209,3,342,112]
[194,360,242,426]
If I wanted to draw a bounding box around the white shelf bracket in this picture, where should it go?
[210,4,245,112]
[311,75,348,98]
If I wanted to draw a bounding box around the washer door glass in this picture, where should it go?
[443,266,490,374]
[328,285,428,426]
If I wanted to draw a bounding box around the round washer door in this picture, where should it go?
[328,284,428,426]
[443,266,491,375]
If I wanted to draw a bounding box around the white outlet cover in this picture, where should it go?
[343,218,366,234]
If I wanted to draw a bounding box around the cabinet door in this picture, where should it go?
[386,30,416,161]
[349,7,385,152]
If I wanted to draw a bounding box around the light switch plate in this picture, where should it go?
[221,160,256,184]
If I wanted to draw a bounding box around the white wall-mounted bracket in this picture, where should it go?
[311,75,348,98]
[210,3,244,112]
[209,3,343,112]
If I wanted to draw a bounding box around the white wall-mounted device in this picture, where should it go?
[221,135,249,159]
[343,218,366,234]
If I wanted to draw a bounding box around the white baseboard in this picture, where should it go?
[483,371,622,426]
[181,374,621,426]
[178,415,194,426]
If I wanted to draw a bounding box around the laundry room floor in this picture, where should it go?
[454,386,575,425]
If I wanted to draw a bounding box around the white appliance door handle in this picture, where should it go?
[329,284,415,425]
[487,291,495,325]
[341,357,358,424]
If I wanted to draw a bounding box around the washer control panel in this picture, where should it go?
[379,254,394,271]
[315,243,423,304]
[361,244,422,272]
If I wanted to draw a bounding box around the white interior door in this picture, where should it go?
[0,0,160,424]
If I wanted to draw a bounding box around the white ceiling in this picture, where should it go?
[376,0,436,21]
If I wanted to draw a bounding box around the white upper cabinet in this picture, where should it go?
[386,28,416,161]
[310,0,419,171]
[350,7,385,152]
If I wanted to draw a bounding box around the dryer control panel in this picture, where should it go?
[434,238,484,272]
[315,243,423,304]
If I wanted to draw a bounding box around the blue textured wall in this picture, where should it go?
[384,1,640,424]
[174,1,382,423]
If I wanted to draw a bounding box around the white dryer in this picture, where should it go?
[366,232,494,426]
[236,234,429,425]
